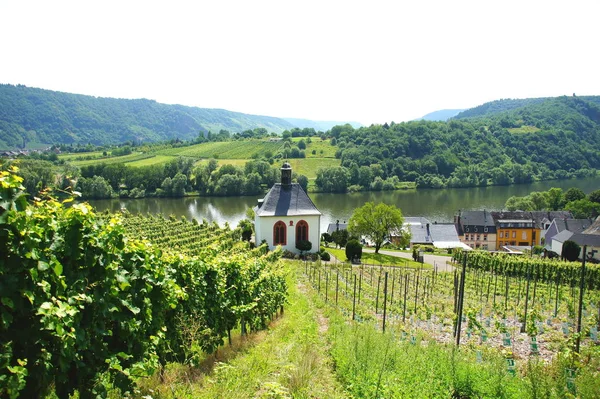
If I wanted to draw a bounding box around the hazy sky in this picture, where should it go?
[1,0,598,125]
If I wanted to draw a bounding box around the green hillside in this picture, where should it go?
[333,95,600,189]
[0,84,297,149]
[453,97,548,119]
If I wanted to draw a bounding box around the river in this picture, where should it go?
[89,177,600,233]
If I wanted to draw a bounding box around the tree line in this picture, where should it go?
[6,157,308,200]
[505,187,600,219]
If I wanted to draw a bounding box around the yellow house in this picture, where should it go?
[494,218,540,248]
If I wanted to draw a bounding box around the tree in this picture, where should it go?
[296,240,312,257]
[561,240,581,261]
[331,229,349,249]
[321,232,333,247]
[78,176,113,199]
[564,187,586,203]
[315,166,349,193]
[528,191,549,210]
[238,219,253,241]
[345,239,362,262]
[505,195,534,211]
[348,202,405,254]
[565,198,600,219]
[588,189,600,204]
[171,173,187,197]
[546,187,565,210]
[297,174,309,192]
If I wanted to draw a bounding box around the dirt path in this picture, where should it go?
[298,282,330,335]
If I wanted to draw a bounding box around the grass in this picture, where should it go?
[135,263,347,399]
[302,264,600,399]
[326,247,431,269]
[58,151,105,161]
[291,137,338,158]
[69,152,153,166]
[157,140,285,159]
[125,154,177,167]
[287,158,340,179]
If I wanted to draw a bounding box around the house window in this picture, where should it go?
[532,231,537,243]
[512,231,516,238]
[483,235,487,241]
[296,220,309,245]
[476,235,480,241]
[522,231,527,240]
[500,232,504,238]
[273,221,287,246]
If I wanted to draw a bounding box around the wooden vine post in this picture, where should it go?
[383,271,389,332]
[455,251,468,346]
[521,262,532,334]
[576,245,588,353]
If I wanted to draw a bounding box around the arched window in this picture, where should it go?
[296,220,309,244]
[273,221,286,246]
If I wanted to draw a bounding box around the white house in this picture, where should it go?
[254,162,321,253]
[549,216,600,261]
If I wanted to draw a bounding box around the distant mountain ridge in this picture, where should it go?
[416,109,465,121]
[0,84,355,149]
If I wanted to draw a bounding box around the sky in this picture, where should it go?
[1,0,599,125]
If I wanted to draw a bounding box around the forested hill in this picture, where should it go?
[333,95,600,189]
[453,95,600,119]
[0,84,297,149]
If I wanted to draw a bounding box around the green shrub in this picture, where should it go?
[345,239,362,262]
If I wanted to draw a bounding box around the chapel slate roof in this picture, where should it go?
[255,183,321,217]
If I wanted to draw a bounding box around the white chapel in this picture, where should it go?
[254,162,321,253]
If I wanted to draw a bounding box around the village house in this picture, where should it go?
[552,216,600,261]
[492,211,572,251]
[544,218,594,246]
[254,162,321,253]
[454,210,497,250]
[402,217,468,250]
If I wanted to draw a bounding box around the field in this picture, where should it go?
[124,154,176,167]
[58,151,106,161]
[59,139,340,177]
[292,137,338,158]
[68,152,153,166]
[157,140,285,159]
